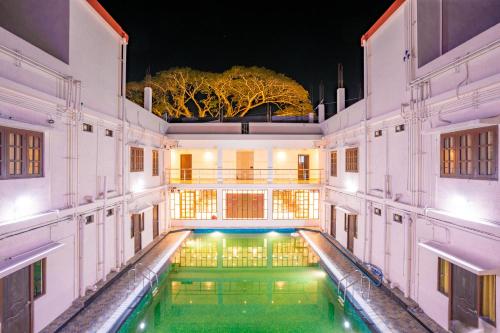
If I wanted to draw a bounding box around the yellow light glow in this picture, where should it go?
[204,151,214,161]
[277,151,287,161]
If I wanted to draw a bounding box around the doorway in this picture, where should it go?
[330,205,336,238]
[345,214,357,253]
[298,154,310,180]
[451,265,478,328]
[153,204,159,239]
[132,214,143,254]
[0,266,32,333]
[236,151,254,180]
[180,154,192,181]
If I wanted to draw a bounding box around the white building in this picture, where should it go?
[0,0,499,332]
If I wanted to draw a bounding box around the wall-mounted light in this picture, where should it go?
[374,130,382,137]
[395,124,405,132]
[204,151,214,161]
[374,207,382,216]
[277,151,287,161]
[393,213,403,223]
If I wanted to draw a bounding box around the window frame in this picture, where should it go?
[31,258,46,300]
[345,147,359,173]
[440,126,497,180]
[152,149,159,176]
[437,258,451,296]
[130,147,144,172]
[0,125,44,180]
[330,150,337,177]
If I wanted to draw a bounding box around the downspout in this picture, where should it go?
[78,216,85,297]
[101,176,107,281]
[120,40,128,266]
[362,38,369,262]
[404,214,413,298]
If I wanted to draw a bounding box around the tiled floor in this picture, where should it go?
[41,231,190,333]
[300,231,447,333]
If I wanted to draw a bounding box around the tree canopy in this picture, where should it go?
[126,66,312,119]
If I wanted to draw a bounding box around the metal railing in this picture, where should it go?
[127,262,159,293]
[337,269,371,305]
[167,168,323,184]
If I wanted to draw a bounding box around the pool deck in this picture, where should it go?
[41,230,190,333]
[300,230,447,333]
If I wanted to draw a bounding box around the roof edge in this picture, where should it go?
[86,0,129,42]
[361,0,405,46]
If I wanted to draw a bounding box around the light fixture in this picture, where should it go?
[139,322,146,330]
[343,320,351,329]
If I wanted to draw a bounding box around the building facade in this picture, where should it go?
[0,0,499,332]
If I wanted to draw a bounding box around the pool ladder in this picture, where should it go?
[337,269,371,306]
[127,262,159,295]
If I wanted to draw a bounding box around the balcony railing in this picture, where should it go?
[167,168,323,184]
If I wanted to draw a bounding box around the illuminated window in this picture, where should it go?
[272,237,319,267]
[130,147,144,172]
[170,190,217,220]
[330,151,337,177]
[345,147,358,172]
[173,237,218,267]
[437,258,450,296]
[272,190,319,220]
[27,134,42,176]
[152,149,159,176]
[441,126,497,179]
[32,259,46,299]
[223,190,267,219]
[480,275,496,325]
[223,238,267,268]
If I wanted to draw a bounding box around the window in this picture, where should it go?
[345,148,358,173]
[438,258,451,296]
[0,126,44,179]
[223,190,267,219]
[32,259,46,299]
[105,129,113,137]
[417,0,500,67]
[441,126,497,180]
[241,123,249,134]
[152,150,159,176]
[330,151,337,177]
[130,147,144,172]
[480,275,496,325]
[272,190,319,220]
[106,208,114,217]
[82,123,93,132]
[170,190,217,220]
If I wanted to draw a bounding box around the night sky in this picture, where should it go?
[99,1,393,115]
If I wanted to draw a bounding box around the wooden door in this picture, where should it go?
[153,204,159,239]
[236,151,254,180]
[180,154,192,181]
[451,265,478,328]
[132,214,142,254]
[330,205,336,238]
[0,266,32,333]
[346,215,356,253]
[298,154,310,180]
[225,193,264,219]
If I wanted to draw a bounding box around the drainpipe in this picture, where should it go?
[78,216,85,297]
[120,40,128,266]
[362,36,369,263]
[404,214,413,298]
[101,176,107,280]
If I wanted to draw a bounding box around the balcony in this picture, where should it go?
[167,168,323,184]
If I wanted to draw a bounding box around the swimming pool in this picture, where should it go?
[119,230,372,332]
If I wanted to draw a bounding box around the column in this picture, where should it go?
[267,147,273,183]
[217,147,223,183]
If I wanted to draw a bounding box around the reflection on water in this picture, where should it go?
[119,233,371,333]
[173,233,319,268]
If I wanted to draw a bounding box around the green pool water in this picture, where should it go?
[119,231,372,332]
